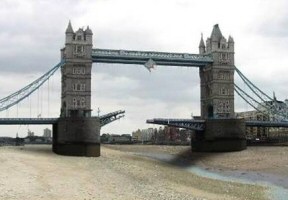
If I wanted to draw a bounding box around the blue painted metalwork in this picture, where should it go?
[235,66,288,120]
[235,66,273,102]
[91,49,213,69]
[147,118,288,130]
[0,60,65,112]
[0,118,58,125]
[146,118,205,131]
[245,120,288,128]
[0,110,125,126]
[99,110,125,126]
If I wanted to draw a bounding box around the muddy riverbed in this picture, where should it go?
[1,144,287,200]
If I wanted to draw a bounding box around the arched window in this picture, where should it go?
[73,98,77,108]
[81,97,86,108]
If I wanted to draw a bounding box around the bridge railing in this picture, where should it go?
[0,118,59,125]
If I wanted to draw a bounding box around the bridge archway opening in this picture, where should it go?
[91,64,200,132]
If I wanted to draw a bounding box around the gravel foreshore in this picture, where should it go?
[1,144,283,200]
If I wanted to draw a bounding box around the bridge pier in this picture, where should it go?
[52,117,100,157]
[191,118,246,152]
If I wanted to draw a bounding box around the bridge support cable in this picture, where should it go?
[234,66,288,121]
[37,88,40,117]
[0,60,65,112]
[48,78,50,117]
[234,66,273,102]
[234,84,270,117]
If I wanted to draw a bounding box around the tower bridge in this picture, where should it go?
[1,22,288,156]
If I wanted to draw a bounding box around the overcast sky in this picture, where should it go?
[1,0,288,137]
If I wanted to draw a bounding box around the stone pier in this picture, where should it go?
[191,118,246,152]
[52,117,100,157]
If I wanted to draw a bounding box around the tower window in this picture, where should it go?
[74,45,84,54]
[73,83,86,91]
[73,98,77,108]
[73,67,85,75]
[76,35,82,41]
[81,97,86,107]
[80,84,86,91]
[77,84,81,91]
[220,88,229,95]
[221,53,227,59]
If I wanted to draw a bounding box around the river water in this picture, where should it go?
[134,152,288,200]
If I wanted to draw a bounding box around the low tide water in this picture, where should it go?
[134,152,288,200]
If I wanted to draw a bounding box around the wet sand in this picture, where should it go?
[1,144,285,200]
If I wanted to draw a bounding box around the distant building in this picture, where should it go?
[163,126,179,142]
[132,128,154,143]
[43,128,52,138]
[24,136,52,144]
[132,129,141,142]
[236,110,269,138]
[236,95,288,139]
[141,128,154,142]
[100,134,132,144]
[27,129,35,137]
[257,95,288,121]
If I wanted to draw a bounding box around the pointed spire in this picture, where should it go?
[66,20,74,34]
[85,25,93,35]
[199,33,205,48]
[211,24,223,41]
[228,35,234,43]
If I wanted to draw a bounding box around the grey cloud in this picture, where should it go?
[257,20,288,38]
[90,64,201,117]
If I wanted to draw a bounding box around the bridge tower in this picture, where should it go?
[199,24,235,119]
[193,24,246,152]
[53,22,100,157]
[60,21,93,118]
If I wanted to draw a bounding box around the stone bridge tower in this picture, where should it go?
[60,21,93,117]
[53,22,100,157]
[199,24,235,119]
[193,24,246,152]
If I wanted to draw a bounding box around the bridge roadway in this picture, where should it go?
[1,117,287,129]
[91,48,213,67]
[146,118,288,131]
[0,118,58,125]
[0,110,125,126]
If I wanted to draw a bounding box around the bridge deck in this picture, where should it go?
[0,118,59,125]
[146,118,205,131]
[0,110,125,126]
[245,120,288,128]
[147,118,288,131]
[91,48,213,67]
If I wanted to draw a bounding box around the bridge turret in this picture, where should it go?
[210,24,223,50]
[65,21,74,44]
[85,26,93,44]
[228,36,234,51]
[199,33,206,54]
[200,24,235,119]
